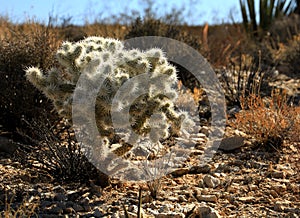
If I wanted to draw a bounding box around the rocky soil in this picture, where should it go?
[0,137,299,217]
[0,73,299,217]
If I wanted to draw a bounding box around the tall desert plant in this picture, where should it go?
[239,0,296,37]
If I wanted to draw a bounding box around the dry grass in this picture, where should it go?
[15,117,110,187]
[231,89,300,150]
[0,18,61,138]
[1,190,39,218]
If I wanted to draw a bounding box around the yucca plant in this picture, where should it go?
[239,0,296,37]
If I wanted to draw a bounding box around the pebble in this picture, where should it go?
[0,136,18,154]
[54,193,66,201]
[171,168,189,177]
[52,185,65,193]
[189,164,211,174]
[155,213,185,218]
[269,190,279,198]
[271,170,286,179]
[200,126,210,136]
[273,184,287,193]
[64,207,75,214]
[237,196,255,203]
[274,200,291,212]
[168,196,179,202]
[194,204,221,218]
[93,207,104,217]
[203,175,220,188]
[196,194,218,203]
[47,204,63,215]
[72,203,84,212]
[218,136,245,151]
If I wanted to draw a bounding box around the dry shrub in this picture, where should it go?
[232,89,300,150]
[84,23,128,40]
[0,19,62,139]
[125,17,201,89]
[273,34,300,77]
[15,117,110,187]
[269,13,300,44]
[0,190,40,218]
[57,23,128,42]
[125,17,200,49]
[217,52,273,107]
[57,24,87,41]
[204,24,247,67]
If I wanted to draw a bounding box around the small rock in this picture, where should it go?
[128,205,138,213]
[273,184,287,193]
[198,179,205,188]
[275,200,291,211]
[72,203,84,212]
[93,207,104,217]
[159,204,171,213]
[0,136,18,154]
[80,196,90,205]
[66,190,80,201]
[171,168,189,177]
[40,200,53,208]
[168,196,179,202]
[178,195,187,202]
[196,194,217,203]
[234,129,247,137]
[269,190,279,198]
[90,183,102,196]
[155,212,185,218]
[64,207,76,214]
[200,126,210,136]
[142,194,153,204]
[203,175,220,188]
[194,204,221,218]
[52,185,65,193]
[228,106,241,117]
[189,164,211,174]
[47,204,64,215]
[237,196,255,203]
[83,205,91,212]
[54,193,66,201]
[248,184,258,191]
[271,170,286,179]
[218,136,244,151]
[19,174,32,183]
[195,133,207,139]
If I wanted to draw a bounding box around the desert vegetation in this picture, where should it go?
[0,0,299,217]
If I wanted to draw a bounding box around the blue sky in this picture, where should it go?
[0,0,247,25]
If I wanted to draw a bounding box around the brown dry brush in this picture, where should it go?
[15,117,110,187]
[0,190,40,218]
[0,19,62,139]
[218,51,274,107]
[231,89,300,150]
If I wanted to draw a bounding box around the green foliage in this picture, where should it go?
[239,0,296,37]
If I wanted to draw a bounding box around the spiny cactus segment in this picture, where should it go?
[26,36,194,148]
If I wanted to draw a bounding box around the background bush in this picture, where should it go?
[0,20,61,140]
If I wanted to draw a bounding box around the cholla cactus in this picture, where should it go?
[26,36,194,148]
